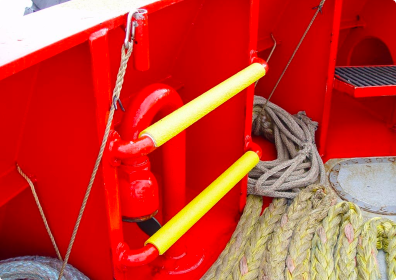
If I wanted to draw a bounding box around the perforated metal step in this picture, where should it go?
[334,66,396,97]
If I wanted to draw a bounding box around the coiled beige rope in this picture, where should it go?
[250,96,325,199]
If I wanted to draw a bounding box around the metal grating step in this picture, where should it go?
[334,66,396,97]
[335,66,396,87]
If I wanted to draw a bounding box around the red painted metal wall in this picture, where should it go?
[326,0,396,160]
[0,0,258,279]
[1,0,396,279]
[255,0,396,162]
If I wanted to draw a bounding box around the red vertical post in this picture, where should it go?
[319,0,344,157]
[133,9,150,71]
[240,0,261,212]
[89,28,112,138]
[89,29,125,280]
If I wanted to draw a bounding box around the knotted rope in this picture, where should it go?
[249,96,325,198]
[249,0,327,199]
[204,96,395,280]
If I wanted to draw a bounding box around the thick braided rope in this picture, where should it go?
[356,218,383,280]
[16,164,63,261]
[260,185,323,280]
[231,198,287,280]
[207,195,395,280]
[356,218,396,280]
[285,186,336,280]
[377,219,396,280]
[382,220,396,279]
[332,203,363,280]
[201,195,263,280]
[310,202,352,280]
[57,43,134,280]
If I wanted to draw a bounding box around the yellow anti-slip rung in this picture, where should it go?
[145,151,260,255]
[140,63,266,147]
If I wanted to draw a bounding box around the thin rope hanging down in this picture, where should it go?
[16,164,63,262]
[249,96,325,198]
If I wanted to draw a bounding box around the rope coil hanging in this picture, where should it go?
[248,0,328,199]
[249,96,325,198]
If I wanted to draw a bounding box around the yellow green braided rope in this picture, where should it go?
[235,198,287,280]
[285,187,336,280]
[204,189,396,280]
[384,221,396,280]
[357,217,383,280]
[333,203,363,280]
[356,218,396,280]
[311,202,351,280]
[260,185,325,280]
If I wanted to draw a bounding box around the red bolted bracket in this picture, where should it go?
[105,59,268,270]
[106,84,186,268]
[108,131,156,165]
